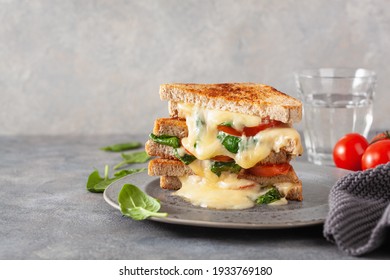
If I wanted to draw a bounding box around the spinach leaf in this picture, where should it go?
[256,187,282,204]
[100,142,141,152]
[174,148,196,165]
[86,166,145,193]
[114,168,146,177]
[86,168,106,193]
[219,121,233,127]
[217,132,241,154]
[114,151,151,170]
[149,133,180,148]
[118,184,168,220]
[210,161,242,176]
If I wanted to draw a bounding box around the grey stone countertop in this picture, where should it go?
[1,135,389,260]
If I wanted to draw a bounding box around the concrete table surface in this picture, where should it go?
[0,135,389,260]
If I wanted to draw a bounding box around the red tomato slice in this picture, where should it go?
[217,120,285,137]
[247,163,291,177]
[211,155,234,162]
[183,147,193,155]
[216,125,242,136]
[243,120,285,137]
[238,183,257,189]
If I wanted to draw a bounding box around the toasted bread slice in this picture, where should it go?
[152,117,187,138]
[145,140,178,159]
[148,158,302,201]
[160,176,182,190]
[160,83,302,123]
[148,158,195,177]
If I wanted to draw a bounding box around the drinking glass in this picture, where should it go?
[295,68,376,165]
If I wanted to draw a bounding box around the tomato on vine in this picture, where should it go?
[362,140,390,170]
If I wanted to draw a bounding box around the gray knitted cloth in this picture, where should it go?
[323,162,390,256]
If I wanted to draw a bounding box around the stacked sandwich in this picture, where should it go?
[145,83,303,210]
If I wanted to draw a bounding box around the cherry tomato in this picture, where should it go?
[333,133,368,171]
[361,139,390,170]
[369,131,390,145]
[248,163,291,177]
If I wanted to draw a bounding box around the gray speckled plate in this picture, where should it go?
[103,162,350,229]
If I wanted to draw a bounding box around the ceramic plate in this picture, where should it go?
[103,162,350,229]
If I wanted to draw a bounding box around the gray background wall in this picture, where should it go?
[0,0,389,135]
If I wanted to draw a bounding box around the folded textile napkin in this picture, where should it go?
[323,162,390,256]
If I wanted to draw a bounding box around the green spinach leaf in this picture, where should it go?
[100,142,141,152]
[256,187,282,204]
[217,132,241,154]
[114,168,146,177]
[86,168,106,193]
[149,133,180,148]
[174,149,196,165]
[210,161,242,176]
[86,165,145,193]
[219,122,233,127]
[114,151,151,170]
[118,184,168,220]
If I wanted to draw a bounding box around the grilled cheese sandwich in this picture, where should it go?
[146,83,303,209]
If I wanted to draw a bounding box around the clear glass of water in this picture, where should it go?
[295,68,376,166]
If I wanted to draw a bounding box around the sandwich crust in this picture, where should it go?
[153,117,187,138]
[160,83,302,123]
[148,158,195,177]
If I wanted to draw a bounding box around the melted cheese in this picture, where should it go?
[269,182,300,206]
[174,160,298,209]
[178,103,303,169]
[176,175,268,209]
[174,177,272,209]
[186,160,255,189]
[274,182,296,197]
[269,197,288,206]
[175,160,269,209]
[173,103,303,210]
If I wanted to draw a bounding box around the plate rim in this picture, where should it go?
[103,162,350,229]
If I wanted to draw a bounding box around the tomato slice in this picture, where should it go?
[217,120,286,137]
[238,183,257,189]
[211,155,234,162]
[216,125,242,136]
[243,120,285,137]
[183,147,193,155]
[247,163,291,177]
